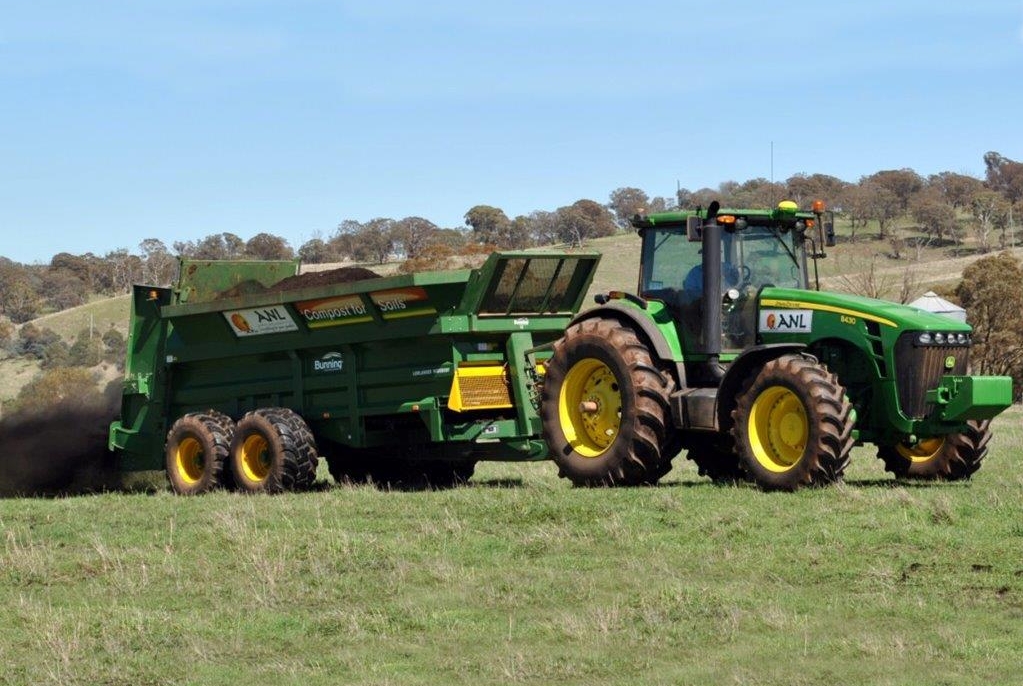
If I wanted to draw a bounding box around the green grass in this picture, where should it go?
[3,409,1023,685]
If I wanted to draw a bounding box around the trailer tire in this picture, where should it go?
[165,411,234,495]
[731,355,854,491]
[230,408,319,493]
[877,420,991,481]
[541,317,672,486]
[685,434,745,484]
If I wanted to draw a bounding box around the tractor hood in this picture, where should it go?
[758,287,972,334]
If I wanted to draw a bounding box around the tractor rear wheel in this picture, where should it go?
[731,355,854,491]
[229,408,319,493]
[165,411,234,495]
[877,420,991,481]
[541,317,673,486]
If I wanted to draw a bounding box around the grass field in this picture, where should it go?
[2,408,1022,685]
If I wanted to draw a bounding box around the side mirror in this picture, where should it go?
[687,215,703,242]
[824,212,836,247]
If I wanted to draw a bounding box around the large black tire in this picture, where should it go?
[229,408,319,494]
[731,355,854,491]
[685,434,745,484]
[324,443,474,489]
[541,317,673,486]
[877,420,991,481]
[165,411,234,495]
[323,446,374,485]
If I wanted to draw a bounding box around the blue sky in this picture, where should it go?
[1,1,1021,264]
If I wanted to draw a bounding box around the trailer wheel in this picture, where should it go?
[685,435,745,484]
[230,408,319,494]
[731,355,854,491]
[165,411,234,495]
[541,317,673,486]
[877,420,991,481]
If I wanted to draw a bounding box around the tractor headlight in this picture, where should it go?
[915,331,970,346]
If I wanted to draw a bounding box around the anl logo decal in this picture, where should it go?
[224,306,299,336]
[759,309,813,334]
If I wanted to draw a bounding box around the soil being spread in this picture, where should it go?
[215,267,383,300]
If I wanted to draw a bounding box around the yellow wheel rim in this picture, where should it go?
[558,358,622,458]
[174,436,205,484]
[240,434,272,483]
[896,437,945,463]
[748,385,808,472]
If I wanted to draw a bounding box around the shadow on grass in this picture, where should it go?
[842,477,968,489]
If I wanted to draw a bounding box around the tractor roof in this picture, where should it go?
[631,203,817,229]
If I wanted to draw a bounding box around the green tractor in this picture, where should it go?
[540,200,1013,490]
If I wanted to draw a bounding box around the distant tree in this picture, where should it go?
[910,187,959,247]
[984,151,1023,246]
[393,216,439,259]
[41,269,87,310]
[688,187,721,210]
[245,233,294,260]
[505,215,534,249]
[175,232,246,260]
[852,179,902,239]
[138,238,178,285]
[352,218,397,264]
[398,243,456,274]
[676,187,693,209]
[526,210,559,245]
[0,265,41,322]
[13,323,61,361]
[329,219,364,260]
[554,199,617,247]
[0,316,14,353]
[464,205,513,247]
[864,169,924,212]
[608,187,650,229]
[49,252,96,290]
[647,196,672,213]
[785,173,848,206]
[101,327,127,369]
[956,252,1023,385]
[297,238,334,264]
[103,249,143,293]
[431,228,470,250]
[69,328,103,367]
[10,367,100,415]
[728,178,786,208]
[928,172,983,210]
[970,189,1010,252]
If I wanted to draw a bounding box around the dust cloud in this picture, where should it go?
[0,390,122,497]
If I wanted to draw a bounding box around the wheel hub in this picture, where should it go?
[749,385,808,472]
[559,358,622,458]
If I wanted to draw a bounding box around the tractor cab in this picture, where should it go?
[633,201,833,376]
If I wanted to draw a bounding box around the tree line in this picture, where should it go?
[1,151,1022,327]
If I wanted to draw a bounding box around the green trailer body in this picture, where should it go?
[109,251,600,483]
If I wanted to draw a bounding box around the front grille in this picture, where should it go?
[894,333,969,418]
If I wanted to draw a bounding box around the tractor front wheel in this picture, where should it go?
[877,420,991,481]
[541,317,673,486]
[230,408,319,493]
[731,355,854,491]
